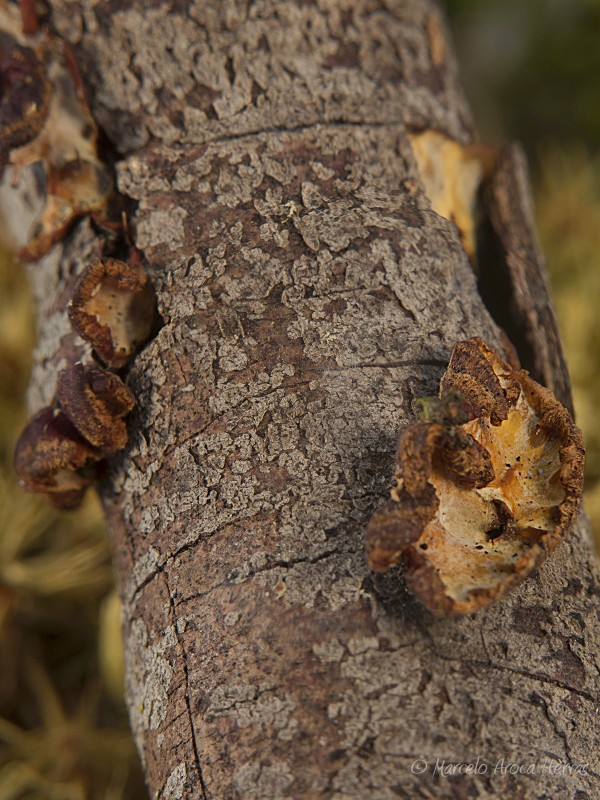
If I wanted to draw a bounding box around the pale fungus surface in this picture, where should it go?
[367,338,584,616]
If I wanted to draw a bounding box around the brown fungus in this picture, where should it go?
[0,31,51,164]
[56,362,136,454]
[366,337,585,617]
[68,258,157,369]
[18,157,113,262]
[13,406,100,509]
[0,11,114,261]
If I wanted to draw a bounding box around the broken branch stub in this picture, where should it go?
[408,130,496,265]
[366,338,585,616]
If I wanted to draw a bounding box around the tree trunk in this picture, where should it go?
[6,1,600,797]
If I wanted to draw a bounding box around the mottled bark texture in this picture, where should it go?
[8,1,600,798]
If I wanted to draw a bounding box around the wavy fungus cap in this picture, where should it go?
[13,407,100,509]
[68,258,156,369]
[56,363,136,454]
[366,338,585,617]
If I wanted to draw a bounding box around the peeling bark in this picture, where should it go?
[6,1,600,798]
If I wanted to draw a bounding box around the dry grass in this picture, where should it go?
[535,145,600,548]
[0,246,145,799]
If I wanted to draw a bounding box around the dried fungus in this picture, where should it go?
[0,5,113,261]
[56,363,135,454]
[13,407,100,509]
[366,338,584,616]
[68,258,156,369]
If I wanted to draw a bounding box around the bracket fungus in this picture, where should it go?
[366,338,585,616]
[13,406,100,509]
[56,363,136,454]
[68,258,157,369]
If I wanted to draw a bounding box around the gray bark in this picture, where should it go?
[7,1,600,798]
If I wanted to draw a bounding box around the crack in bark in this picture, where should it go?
[164,378,315,457]
[432,650,599,704]
[165,571,209,800]
[180,119,406,152]
[325,358,448,372]
[174,545,349,610]
[159,358,446,464]
[538,694,574,769]
[132,542,349,612]
[233,545,347,578]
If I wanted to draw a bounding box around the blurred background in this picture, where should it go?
[0,271,145,794]
[0,1,598,797]
[447,0,600,535]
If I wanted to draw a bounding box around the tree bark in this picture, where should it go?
[5,1,600,798]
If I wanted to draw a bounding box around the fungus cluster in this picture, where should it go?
[366,338,584,616]
[0,4,113,262]
[14,258,157,508]
[2,2,156,508]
